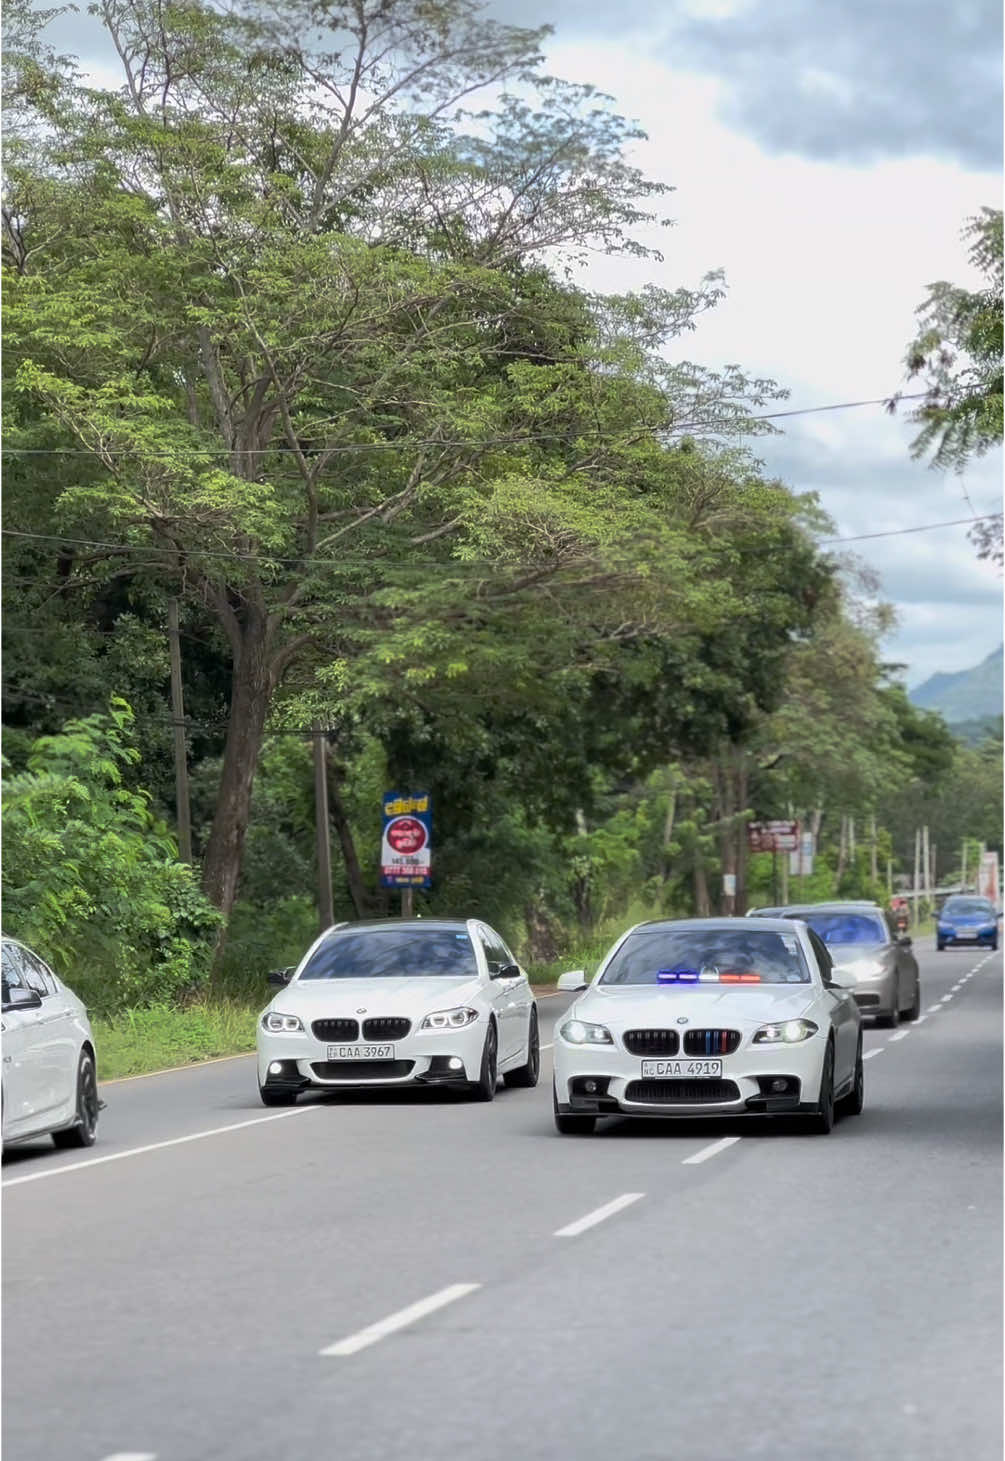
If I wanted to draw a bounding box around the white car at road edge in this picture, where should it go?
[2,935,100,1151]
[257,917,539,1104]
[553,917,862,1136]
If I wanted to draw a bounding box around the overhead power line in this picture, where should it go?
[821,512,1003,545]
[0,392,931,459]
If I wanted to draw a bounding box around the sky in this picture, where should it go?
[43,0,1004,687]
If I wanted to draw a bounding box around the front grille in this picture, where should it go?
[623,1028,679,1056]
[362,1016,411,1041]
[311,1018,360,1041]
[624,1079,740,1105]
[682,1028,741,1055]
[311,1060,414,1081]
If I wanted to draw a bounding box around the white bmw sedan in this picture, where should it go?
[2,935,100,1151]
[257,918,539,1105]
[553,918,862,1135]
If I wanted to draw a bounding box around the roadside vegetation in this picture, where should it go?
[3,0,1001,1079]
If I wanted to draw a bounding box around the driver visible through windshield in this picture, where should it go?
[299,927,478,980]
[791,912,888,946]
[600,927,810,986]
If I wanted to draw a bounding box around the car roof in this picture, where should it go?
[627,917,810,933]
[322,918,474,933]
[761,902,882,914]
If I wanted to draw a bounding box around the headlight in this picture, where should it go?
[261,1011,304,1033]
[560,1019,613,1046]
[419,1006,479,1030]
[752,1019,819,1045]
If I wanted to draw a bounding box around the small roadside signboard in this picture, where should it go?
[747,819,800,854]
[380,791,432,889]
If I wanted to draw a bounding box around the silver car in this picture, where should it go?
[765,903,920,1027]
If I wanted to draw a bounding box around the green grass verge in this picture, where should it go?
[93,999,260,1081]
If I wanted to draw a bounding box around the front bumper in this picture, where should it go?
[838,970,897,1017]
[257,1020,487,1091]
[937,927,997,947]
[553,1036,828,1118]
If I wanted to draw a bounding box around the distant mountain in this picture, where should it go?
[910,644,1003,724]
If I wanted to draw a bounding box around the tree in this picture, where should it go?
[5,0,790,923]
[1,700,220,1013]
[901,206,1004,565]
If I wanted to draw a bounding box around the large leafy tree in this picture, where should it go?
[4,0,788,919]
[902,206,1004,565]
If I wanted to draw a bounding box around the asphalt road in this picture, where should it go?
[3,941,1001,1461]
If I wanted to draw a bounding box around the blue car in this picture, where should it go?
[936,895,999,951]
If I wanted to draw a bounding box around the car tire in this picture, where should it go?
[901,979,921,1022]
[552,1082,595,1135]
[259,1085,298,1107]
[837,1037,864,1118]
[936,940,945,951]
[468,1020,498,1101]
[806,1043,835,1135]
[992,939,999,952]
[52,1050,99,1149]
[504,1008,540,1089]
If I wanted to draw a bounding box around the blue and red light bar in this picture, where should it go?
[656,968,762,984]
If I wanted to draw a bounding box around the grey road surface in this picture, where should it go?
[3,942,1001,1461]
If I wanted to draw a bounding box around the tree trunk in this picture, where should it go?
[835,813,848,885]
[735,748,749,913]
[660,785,677,884]
[201,617,272,918]
[693,859,710,917]
[328,763,370,920]
[719,746,735,914]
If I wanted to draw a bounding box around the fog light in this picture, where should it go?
[584,1079,598,1093]
[448,1057,463,1070]
[269,1061,283,1075]
[770,1079,788,1093]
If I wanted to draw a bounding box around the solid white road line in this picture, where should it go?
[682,1135,742,1166]
[554,1192,645,1237]
[888,1031,910,1042]
[2,1106,320,1189]
[863,1048,884,1060]
[99,1051,255,1087]
[320,1283,481,1357]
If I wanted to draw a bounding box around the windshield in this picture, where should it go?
[942,898,995,918]
[600,927,810,986]
[792,912,887,945]
[298,927,478,980]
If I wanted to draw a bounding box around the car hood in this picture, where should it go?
[571,984,818,1029]
[826,942,893,968]
[268,976,482,1016]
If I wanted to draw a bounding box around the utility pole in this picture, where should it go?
[961,838,968,892]
[912,828,921,927]
[313,725,335,933]
[401,886,414,918]
[167,597,192,864]
[922,824,931,913]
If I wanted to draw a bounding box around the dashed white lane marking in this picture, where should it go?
[926,1004,944,1015]
[940,995,954,1004]
[320,1284,481,1357]
[2,1106,320,1188]
[100,1453,157,1460]
[682,1135,742,1166]
[889,1031,910,1042]
[915,1015,927,1024]
[863,1048,884,1060]
[540,1043,554,1051]
[554,1192,645,1237]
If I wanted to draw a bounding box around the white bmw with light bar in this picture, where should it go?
[257,918,539,1104]
[553,917,863,1135]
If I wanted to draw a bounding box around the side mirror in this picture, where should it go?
[267,967,295,986]
[2,985,43,1013]
[557,970,588,993]
[493,962,521,980]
